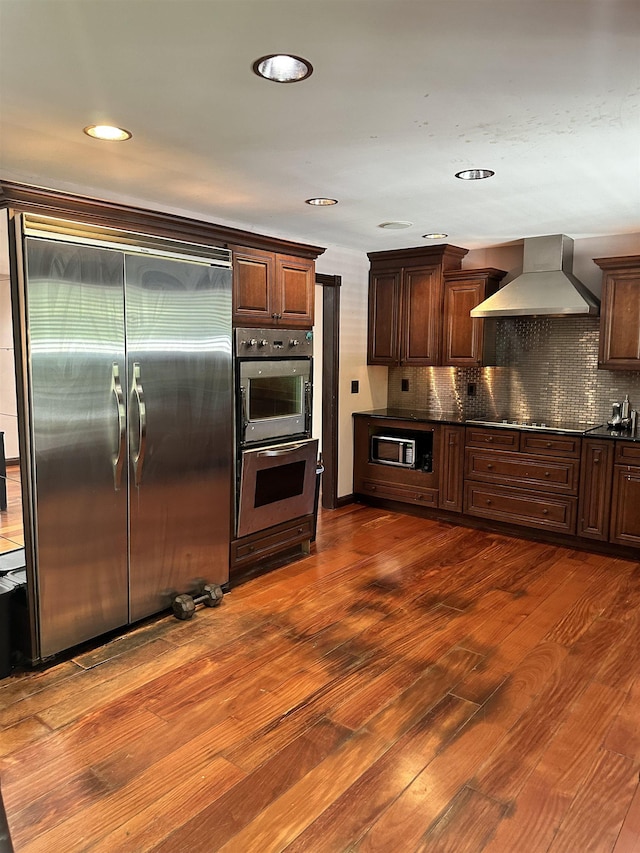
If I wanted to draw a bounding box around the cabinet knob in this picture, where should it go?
[271,312,278,319]
[487,463,494,470]
[487,436,493,442]
[544,471,550,478]
[370,484,377,491]
[594,458,600,465]
[546,442,552,448]
[486,499,492,506]
[542,509,549,515]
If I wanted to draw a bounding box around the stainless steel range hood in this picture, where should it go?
[470,234,600,318]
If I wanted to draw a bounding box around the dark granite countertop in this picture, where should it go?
[354,409,608,436]
[586,425,640,442]
[353,408,466,426]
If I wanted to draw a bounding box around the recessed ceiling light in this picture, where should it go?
[83,124,132,141]
[305,197,338,206]
[378,221,413,229]
[253,54,313,83]
[455,169,495,180]
[423,232,448,239]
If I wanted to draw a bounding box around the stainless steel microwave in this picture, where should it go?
[371,435,416,468]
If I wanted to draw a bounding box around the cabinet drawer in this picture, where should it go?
[231,516,313,566]
[360,478,438,507]
[520,433,581,458]
[464,482,577,534]
[465,427,520,451]
[465,449,580,495]
[614,441,640,465]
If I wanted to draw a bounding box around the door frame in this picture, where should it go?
[316,273,341,509]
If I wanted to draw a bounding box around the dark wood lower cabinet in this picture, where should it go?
[610,465,640,547]
[438,425,464,512]
[577,439,614,540]
[231,515,314,578]
[464,481,577,533]
[352,415,640,556]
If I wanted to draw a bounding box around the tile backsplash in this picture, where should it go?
[387,316,640,425]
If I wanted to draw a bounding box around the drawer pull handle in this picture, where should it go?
[487,464,494,470]
[544,472,550,478]
[486,499,492,506]
[370,485,377,491]
[546,442,552,448]
[543,509,549,515]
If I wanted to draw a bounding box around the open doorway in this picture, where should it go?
[0,209,23,555]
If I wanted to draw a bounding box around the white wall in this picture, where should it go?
[316,245,387,498]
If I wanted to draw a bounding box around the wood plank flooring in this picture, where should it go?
[0,466,23,554]
[1,502,640,852]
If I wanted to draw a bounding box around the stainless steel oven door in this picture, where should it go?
[238,358,312,445]
[237,438,318,537]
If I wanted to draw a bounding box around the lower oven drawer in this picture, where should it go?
[237,438,318,538]
[464,481,577,533]
[360,479,438,507]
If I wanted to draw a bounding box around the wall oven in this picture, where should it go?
[235,328,313,447]
[235,328,317,539]
[236,438,319,537]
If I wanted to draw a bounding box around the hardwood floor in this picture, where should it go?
[1,502,640,852]
[0,466,23,554]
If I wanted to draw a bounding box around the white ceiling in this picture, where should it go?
[1,0,639,253]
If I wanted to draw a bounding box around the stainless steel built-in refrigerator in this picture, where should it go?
[18,217,232,659]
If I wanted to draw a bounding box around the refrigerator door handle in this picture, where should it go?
[111,363,127,491]
[131,362,147,487]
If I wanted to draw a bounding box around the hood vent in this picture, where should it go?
[470,234,599,318]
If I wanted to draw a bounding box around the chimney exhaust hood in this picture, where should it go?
[470,234,600,318]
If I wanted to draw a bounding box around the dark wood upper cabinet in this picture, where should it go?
[367,270,401,364]
[231,246,315,328]
[594,255,640,370]
[276,253,315,327]
[441,268,506,366]
[366,245,468,366]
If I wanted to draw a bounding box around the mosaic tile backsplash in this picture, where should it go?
[387,317,640,426]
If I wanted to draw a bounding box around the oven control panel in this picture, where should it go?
[235,328,314,357]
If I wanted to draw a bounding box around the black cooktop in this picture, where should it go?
[466,418,602,435]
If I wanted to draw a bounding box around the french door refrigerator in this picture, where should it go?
[18,217,233,659]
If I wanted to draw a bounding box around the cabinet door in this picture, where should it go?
[402,264,440,365]
[232,247,274,325]
[610,464,640,546]
[598,265,640,369]
[439,425,464,512]
[367,269,401,364]
[442,279,486,366]
[577,439,613,540]
[276,253,315,327]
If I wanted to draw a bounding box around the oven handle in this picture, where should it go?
[304,380,312,435]
[239,384,248,444]
[257,441,309,458]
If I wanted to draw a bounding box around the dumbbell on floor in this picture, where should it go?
[172,583,224,620]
